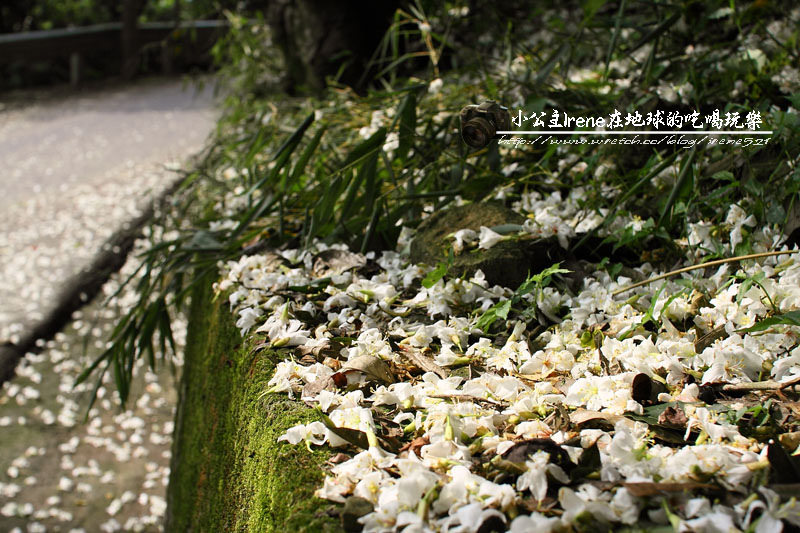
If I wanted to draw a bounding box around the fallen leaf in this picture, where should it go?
[399,436,430,456]
[312,248,366,278]
[341,496,374,532]
[397,345,448,378]
[328,453,351,464]
[779,431,800,454]
[631,373,666,405]
[331,372,348,388]
[341,355,395,384]
[767,483,800,499]
[570,442,601,482]
[631,373,652,404]
[476,514,506,533]
[302,376,337,398]
[323,357,342,371]
[296,339,347,360]
[298,354,317,366]
[319,412,370,450]
[544,403,571,433]
[768,443,800,484]
[518,496,558,513]
[570,408,635,431]
[694,324,728,353]
[502,438,572,469]
[658,406,689,428]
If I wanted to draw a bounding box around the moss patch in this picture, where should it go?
[409,202,568,289]
[166,275,341,532]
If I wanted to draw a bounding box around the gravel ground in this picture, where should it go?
[0,76,219,532]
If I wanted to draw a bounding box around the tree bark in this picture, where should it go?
[121,0,147,79]
[264,0,399,94]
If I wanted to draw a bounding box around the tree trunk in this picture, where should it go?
[121,0,146,79]
[264,0,400,94]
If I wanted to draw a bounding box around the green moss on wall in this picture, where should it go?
[165,276,342,532]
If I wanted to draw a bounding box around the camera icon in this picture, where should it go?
[459,101,511,149]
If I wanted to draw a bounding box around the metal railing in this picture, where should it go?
[0,20,228,85]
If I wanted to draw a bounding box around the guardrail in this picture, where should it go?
[0,20,227,86]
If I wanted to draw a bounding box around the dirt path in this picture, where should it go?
[0,75,218,329]
[0,76,219,532]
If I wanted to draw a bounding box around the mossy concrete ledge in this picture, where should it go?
[165,275,342,532]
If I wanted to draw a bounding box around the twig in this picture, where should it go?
[428,393,508,407]
[612,250,799,297]
[720,376,800,393]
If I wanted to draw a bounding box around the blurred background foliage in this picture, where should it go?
[0,0,245,32]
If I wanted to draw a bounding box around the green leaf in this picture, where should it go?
[344,127,387,167]
[603,0,626,77]
[739,311,800,333]
[476,300,512,332]
[185,230,223,251]
[711,170,735,182]
[287,277,332,294]
[422,262,448,289]
[629,12,680,54]
[535,42,570,85]
[289,127,325,184]
[736,271,765,304]
[582,0,608,21]
[517,263,571,296]
[658,146,696,229]
[396,91,417,161]
[489,224,525,235]
[272,112,315,163]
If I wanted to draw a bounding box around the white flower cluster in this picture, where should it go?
[218,211,800,531]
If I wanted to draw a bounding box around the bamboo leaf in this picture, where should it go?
[739,311,800,333]
[476,300,512,332]
[396,91,417,161]
[658,146,696,229]
[604,0,627,77]
[289,127,325,183]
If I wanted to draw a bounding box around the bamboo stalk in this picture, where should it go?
[720,375,800,393]
[612,250,799,296]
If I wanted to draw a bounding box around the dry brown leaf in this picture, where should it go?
[311,249,366,278]
[397,345,448,378]
[779,431,800,453]
[399,436,430,457]
[341,355,395,384]
[694,324,728,353]
[569,408,636,431]
[658,406,689,428]
[328,453,351,464]
[302,376,337,398]
[323,357,342,371]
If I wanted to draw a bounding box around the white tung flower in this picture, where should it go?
[278,421,328,446]
[450,229,478,253]
[383,132,400,155]
[726,204,756,249]
[478,226,505,250]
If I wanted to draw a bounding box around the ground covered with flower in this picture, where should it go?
[84,1,800,531]
[210,196,800,532]
[0,78,216,532]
